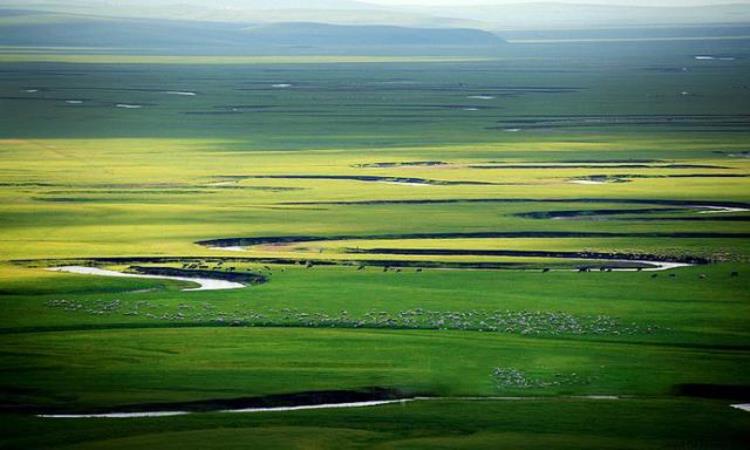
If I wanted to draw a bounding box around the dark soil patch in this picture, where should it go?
[517,208,687,220]
[470,164,728,169]
[214,175,497,186]
[5,387,409,415]
[16,256,635,272]
[196,231,750,249]
[673,384,750,401]
[629,216,750,222]
[487,115,750,131]
[556,159,663,163]
[127,266,267,285]
[575,173,749,181]
[346,248,709,264]
[279,198,750,208]
[353,161,448,168]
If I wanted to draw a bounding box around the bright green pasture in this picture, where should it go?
[1,324,748,410]
[1,263,748,415]
[1,41,749,449]
[3,263,748,345]
[0,137,748,260]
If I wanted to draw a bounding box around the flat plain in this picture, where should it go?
[0,38,749,449]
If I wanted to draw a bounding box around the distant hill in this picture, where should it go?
[415,3,750,30]
[0,9,503,49]
[10,0,378,11]
[0,0,481,28]
[5,1,749,31]
[2,1,748,50]
[241,23,502,46]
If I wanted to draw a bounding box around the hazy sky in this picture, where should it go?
[367,0,750,5]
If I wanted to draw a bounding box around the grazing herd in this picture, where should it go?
[492,367,590,389]
[182,261,236,272]
[44,300,659,336]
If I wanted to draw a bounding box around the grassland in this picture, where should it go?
[0,54,494,65]
[0,37,749,449]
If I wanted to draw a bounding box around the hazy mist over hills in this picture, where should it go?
[1,0,749,50]
[416,3,750,29]
[5,0,750,29]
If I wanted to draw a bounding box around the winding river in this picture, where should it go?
[48,266,245,291]
[37,396,628,419]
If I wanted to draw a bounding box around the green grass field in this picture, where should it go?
[1,37,749,449]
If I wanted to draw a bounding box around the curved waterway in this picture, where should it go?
[48,266,245,291]
[37,396,628,419]
[200,237,698,272]
[37,400,411,418]
[610,260,692,271]
[343,248,698,271]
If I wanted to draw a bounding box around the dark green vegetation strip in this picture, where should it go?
[215,175,499,186]
[16,257,530,270]
[514,207,749,221]
[469,163,729,169]
[345,248,710,264]
[280,198,750,207]
[197,231,750,248]
[488,114,750,132]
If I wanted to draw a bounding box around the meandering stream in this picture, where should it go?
[48,266,245,291]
